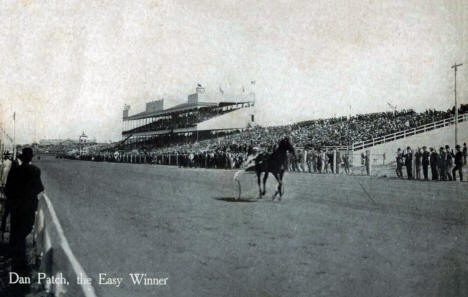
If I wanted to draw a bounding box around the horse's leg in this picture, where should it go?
[278,170,285,199]
[257,171,262,199]
[262,171,268,196]
[272,172,281,201]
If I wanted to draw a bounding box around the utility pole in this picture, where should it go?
[451,63,462,146]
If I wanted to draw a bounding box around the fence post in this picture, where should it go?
[366,150,371,176]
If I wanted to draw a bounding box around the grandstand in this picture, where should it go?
[121,85,255,149]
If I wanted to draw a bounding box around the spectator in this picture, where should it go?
[445,145,454,181]
[343,152,350,175]
[415,147,422,180]
[1,153,12,188]
[4,148,44,262]
[422,146,430,180]
[452,145,464,181]
[396,148,403,178]
[429,148,439,180]
[463,143,467,166]
[438,147,447,181]
[405,146,413,180]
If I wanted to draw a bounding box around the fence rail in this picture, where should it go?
[352,114,468,151]
[34,193,97,297]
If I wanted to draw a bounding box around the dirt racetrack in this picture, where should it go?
[36,156,468,297]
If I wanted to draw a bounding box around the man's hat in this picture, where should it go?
[445,145,450,149]
[455,144,461,149]
[18,147,34,161]
[422,146,427,149]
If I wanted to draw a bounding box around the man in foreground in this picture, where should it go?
[4,148,44,262]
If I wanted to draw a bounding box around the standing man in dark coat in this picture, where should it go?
[452,145,464,181]
[445,145,453,181]
[414,147,422,180]
[429,147,439,180]
[4,148,44,259]
[396,148,403,178]
[421,146,430,180]
[463,143,467,166]
[438,147,446,181]
[405,146,413,180]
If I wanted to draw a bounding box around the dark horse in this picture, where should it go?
[252,137,295,200]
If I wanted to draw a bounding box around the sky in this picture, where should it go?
[0,0,467,144]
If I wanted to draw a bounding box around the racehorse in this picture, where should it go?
[251,137,295,200]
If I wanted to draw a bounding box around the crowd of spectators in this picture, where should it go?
[150,107,464,155]
[395,143,467,181]
[58,150,247,170]
[60,106,467,175]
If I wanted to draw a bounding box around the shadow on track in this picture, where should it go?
[213,197,258,203]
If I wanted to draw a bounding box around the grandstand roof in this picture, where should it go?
[126,101,218,120]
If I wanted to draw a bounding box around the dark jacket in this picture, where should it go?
[415,151,422,166]
[438,151,446,168]
[430,152,439,166]
[5,163,44,209]
[422,151,430,165]
[446,152,454,167]
[455,151,463,166]
[405,150,413,166]
[396,153,404,167]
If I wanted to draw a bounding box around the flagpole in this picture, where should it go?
[250,81,256,125]
[451,63,462,146]
[13,112,16,160]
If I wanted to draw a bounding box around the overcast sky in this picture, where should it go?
[1,0,467,144]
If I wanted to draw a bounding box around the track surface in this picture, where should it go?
[37,156,468,297]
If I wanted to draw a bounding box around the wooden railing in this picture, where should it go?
[351,113,468,151]
[34,193,97,297]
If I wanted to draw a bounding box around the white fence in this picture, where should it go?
[352,114,468,151]
[34,193,97,297]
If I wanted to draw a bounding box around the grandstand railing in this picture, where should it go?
[321,145,351,151]
[34,193,97,297]
[351,113,468,151]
